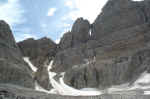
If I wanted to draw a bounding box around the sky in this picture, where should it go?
[0,0,143,43]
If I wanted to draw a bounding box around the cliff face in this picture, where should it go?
[53,0,150,89]
[0,21,34,88]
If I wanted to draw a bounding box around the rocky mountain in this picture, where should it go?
[59,0,150,89]
[2,0,150,98]
[0,20,34,88]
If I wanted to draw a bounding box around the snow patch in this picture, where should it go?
[144,91,150,95]
[80,88,100,91]
[134,72,150,84]
[89,29,92,36]
[23,57,37,72]
[47,60,54,71]
[35,81,57,94]
[107,83,130,93]
[58,72,102,96]
[47,60,102,96]
[107,72,150,92]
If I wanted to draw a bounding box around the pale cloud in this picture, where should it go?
[64,0,108,23]
[15,33,37,42]
[0,0,25,26]
[47,8,57,16]
[65,1,74,9]
[23,34,37,39]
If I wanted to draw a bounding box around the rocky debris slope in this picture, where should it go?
[1,84,150,99]
[0,20,34,88]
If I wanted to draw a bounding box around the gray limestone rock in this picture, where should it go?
[0,20,34,88]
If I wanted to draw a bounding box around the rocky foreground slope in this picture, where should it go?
[2,0,150,98]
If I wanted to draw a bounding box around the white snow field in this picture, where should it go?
[23,57,38,72]
[23,57,150,95]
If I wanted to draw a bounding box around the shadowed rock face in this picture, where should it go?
[91,0,146,40]
[17,37,57,90]
[71,18,90,45]
[18,37,57,68]
[0,20,34,88]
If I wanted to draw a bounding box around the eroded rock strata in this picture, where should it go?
[1,0,150,98]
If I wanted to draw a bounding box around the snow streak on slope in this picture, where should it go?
[134,72,150,85]
[47,60,102,96]
[23,57,38,72]
[59,73,102,96]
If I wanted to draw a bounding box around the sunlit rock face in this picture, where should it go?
[0,20,34,88]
